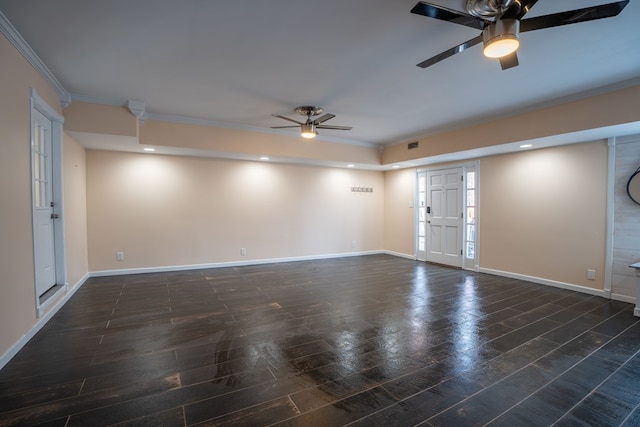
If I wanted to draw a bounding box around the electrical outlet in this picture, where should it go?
[351,241,356,248]
[116,251,124,261]
[241,248,246,256]
[587,269,596,280]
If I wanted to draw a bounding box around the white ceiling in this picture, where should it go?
[1,0,639,147]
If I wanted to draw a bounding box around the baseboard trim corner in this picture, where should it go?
[0,273,90,370]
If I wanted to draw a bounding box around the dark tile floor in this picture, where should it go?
[1,254,640,426]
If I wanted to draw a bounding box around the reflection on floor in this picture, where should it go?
[1,254,640,426]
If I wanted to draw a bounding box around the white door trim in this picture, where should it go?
[30,88,67,317]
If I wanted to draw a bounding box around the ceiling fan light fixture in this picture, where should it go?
[300,122,317,139]
[482,19,519,58]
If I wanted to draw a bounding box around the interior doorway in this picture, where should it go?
[30,88,66,316]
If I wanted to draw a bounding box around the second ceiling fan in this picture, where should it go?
[411,0,629,70]
[271,106,352,139]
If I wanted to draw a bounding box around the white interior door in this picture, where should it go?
[32,108,57,296]
[426,168,463,267]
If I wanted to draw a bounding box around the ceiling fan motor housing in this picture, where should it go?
[482,19,520,57]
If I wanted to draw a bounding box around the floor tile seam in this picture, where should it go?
[550,338,640,426]
[541,304,637,346]
[188,382,322,426]
[619,400,640,426]
[100,406,187,427]
[483,316,562,349]
[491,297,608,332]
[479,286,557,309]
[181,358,346,403]
[505,288,578,311]
[481,321,640,426]
[176,329,323,360]
[261,381,397,427]
[486,295,625,348]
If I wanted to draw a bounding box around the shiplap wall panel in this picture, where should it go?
[612,136,640,299]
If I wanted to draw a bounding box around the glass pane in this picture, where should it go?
[467,225,475,241]
[418,176,426,192]
[466,171,475,189]
[41,181,47,207]
[40,154,46,185]
[418,207,425,221]
[418,237,425,251]
[34,124,40,153]
[466,207,475,224]
[467,190,475,207]
[34,152,40,180]
[466,242,475,259]
[419,192,426,207]
[35,181,41,207]
[418,222,425,237]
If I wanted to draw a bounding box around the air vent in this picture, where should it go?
[408,141,419,149]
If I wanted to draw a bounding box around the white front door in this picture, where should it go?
[426,168,463,267]
[32,108,57,296]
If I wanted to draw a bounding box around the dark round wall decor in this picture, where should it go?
[627,166,640,205]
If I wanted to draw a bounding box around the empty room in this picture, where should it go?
[2,1,640,426]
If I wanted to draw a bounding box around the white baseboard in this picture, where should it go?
[90,250,386,277]
[382,250,416,260]
[611,293,636,304]
[0,272,90,370]
[478,268,606,297]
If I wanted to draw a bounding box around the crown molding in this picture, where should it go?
[0,10,68,103]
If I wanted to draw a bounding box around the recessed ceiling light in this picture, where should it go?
[392,165,400,169]
[143,148,156,152]
[260,156,270,161]
[347,164,355,168]
[520,144,533,148]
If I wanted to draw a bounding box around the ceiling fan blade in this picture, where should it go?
[271,114,303,125]
[314,113,335,125]
[316,125,352,131]
[417,34,483,69]
[520,0,629,33]
[271,125,300,129]
[411,2,485,30]
[499,51,519,70]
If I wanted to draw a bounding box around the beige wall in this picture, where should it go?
[383,141,608,290]
[479,141,608,289]
[138,120,381,166]
[64,133,89,285]
[384,169,415,257]
[86,150,384,271]
[0,33,86,359]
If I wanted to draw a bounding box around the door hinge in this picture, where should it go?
[461,212,463,219]
[461,249,463,255]
[51,213,59,219]
[461,175,463,182]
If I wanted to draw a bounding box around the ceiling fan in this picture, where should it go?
[411,0,629,70]
[271,106,352,139]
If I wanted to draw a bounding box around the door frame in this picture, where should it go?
[30,87,66,317]
[415,161,479,271]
